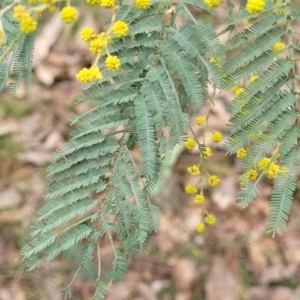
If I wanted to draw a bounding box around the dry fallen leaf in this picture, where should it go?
[205,256,243,300]
[0,188,21,209]
[33,13,64,68]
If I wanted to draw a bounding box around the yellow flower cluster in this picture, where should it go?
[196,215,217,233]
[86,0,116,7]
[187,165,200,175]
[48,5,56,13]
[231,86,240,94]
[136,0,150,9]
[80,28,95,42]
[196,223,205,233]
[101,33,112,45]
[196,116,205,125]
[239,178,247,186]
[76,67,102,83]
[89,36,106,54]
[210,57,220,67]
[208,175,220,187]
[101,0,115,8]
[112,21,129,38]
[86,0,102,5]
[247,169,258,181]
[236,148,247,159]
[250,75,259,82]
[20,16,37,34]
[194,194,205,205]
[185,138,196,150]
[203,147,212,159]
[204,0,222,8]
[246,0,265,14]
[81,30,111,54]
[266,162,279,179]
[78,26,117,82]
[23,0,127,84]
[205,214,216,225]
[105,55,121,71]
[212,131,223,143]
[185,184,197,195]
[231,86,245,97]
[13,5,28,21]
[185,69,223,235]
[60,6,78,24]
[273,42,285,52]
[0,29,5,45]
[13,6,37,34]
[240,156,281,187]
[235,88,245,96]
[258,157,270,170]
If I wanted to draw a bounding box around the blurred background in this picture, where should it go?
[1,2,300,300]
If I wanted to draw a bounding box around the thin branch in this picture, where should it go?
[97,242,101,278]
[0,0,20,18]
[0,33,23,64]
[62,265,82,291]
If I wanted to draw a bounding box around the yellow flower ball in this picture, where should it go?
[185,184,197,195]
[235,88,245,96]
[204,0,222,8]
[258,157,270,170]
[239,178,247,186]
[105,55,121,71]
[0,29,5,45]
[89,36,106,54]
[86,0,102,5]
[98,32,112,45]
[13,5,29,21]
[106,35,112,45]
[101,0,115,8]
[196,223,206,233]
[60,6,77,24]
[247,169,258,181]
[112,20,129,37]
[184,138,196,150]
[48,5,56,13]
[267,162,279,179]
[20,16,37,34]
[80,28,95,42]
[210,57,220,67]
[187,165,200,175]
[230,86,240,94]
[76,66,102,83]
[250,75,259,82]
[136,0,150,9]
[208,175,220,187]
[236,148,247,159]
[273,42,285,52]
[203,147,212,159]
[246,0,266,14]
[205,214,216,225]
[194,194,205,205]
[212,131,223,143]
[196,116,205,125]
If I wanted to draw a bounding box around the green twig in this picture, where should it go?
[0,0,20,18]
[0,33,23,64]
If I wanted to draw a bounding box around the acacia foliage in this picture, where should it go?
[0,0,300,298]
